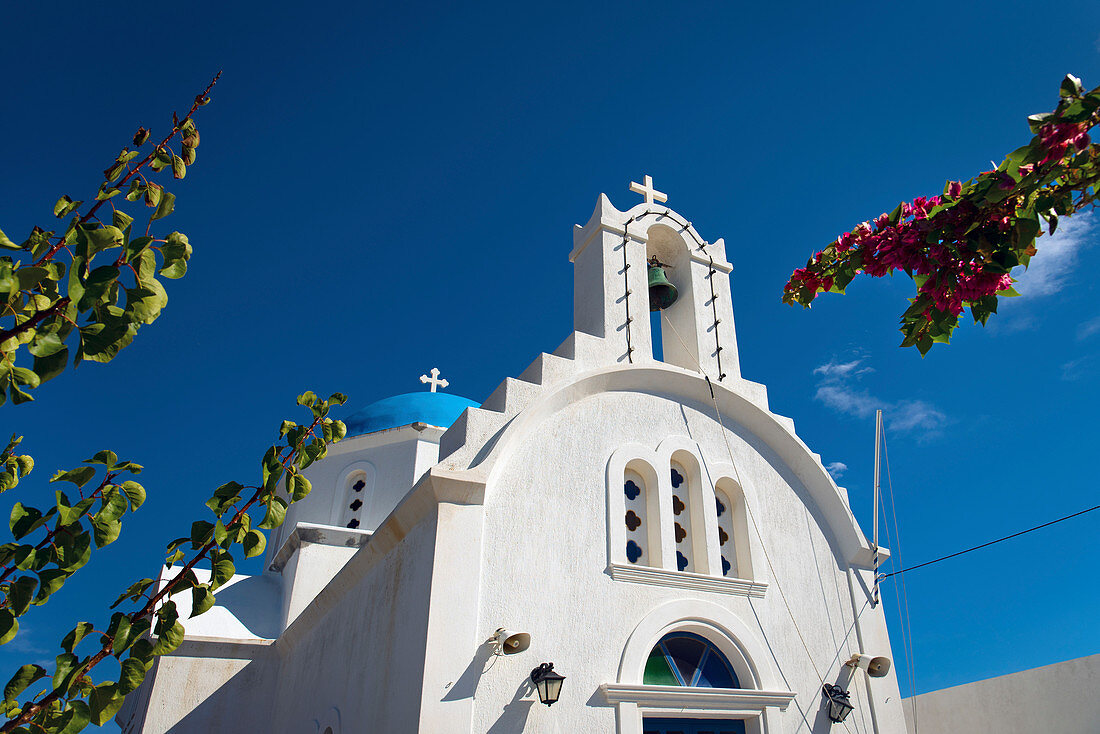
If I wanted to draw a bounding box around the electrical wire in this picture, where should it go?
[878,502,1100,581]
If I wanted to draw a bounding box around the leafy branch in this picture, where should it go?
[0,392,347,732]
[0,72,221,403]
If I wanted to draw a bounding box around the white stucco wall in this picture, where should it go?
[903,653,1100,734]
[447,386,906,734]
[265,511,440,734]
[270,424,443,560]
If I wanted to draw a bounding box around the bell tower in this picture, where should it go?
[568,177,741,381]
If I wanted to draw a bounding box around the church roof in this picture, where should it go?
[342,391,480,436]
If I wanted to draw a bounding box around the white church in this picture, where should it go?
[118,180,909,734]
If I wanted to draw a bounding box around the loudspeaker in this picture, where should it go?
[493,628,531,655]
[867,656,891,678]
[847,653,892,678]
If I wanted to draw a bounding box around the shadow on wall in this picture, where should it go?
[215,574,283,639]
[442,640,497,701]
[486,677,536,734]
[134,641,278,733]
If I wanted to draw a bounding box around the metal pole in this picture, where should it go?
[872,409,882,607]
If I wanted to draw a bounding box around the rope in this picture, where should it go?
[881,430,918,733]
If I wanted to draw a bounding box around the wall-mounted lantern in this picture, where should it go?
[530,663,566,706]
[822,684,854,723]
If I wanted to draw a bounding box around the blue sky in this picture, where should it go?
[2,1,1099,728]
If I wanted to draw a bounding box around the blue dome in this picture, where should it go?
[342,392,480,436]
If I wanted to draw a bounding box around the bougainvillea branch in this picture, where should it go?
[784,74,1100,354]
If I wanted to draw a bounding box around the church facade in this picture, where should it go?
[118,184,906,733]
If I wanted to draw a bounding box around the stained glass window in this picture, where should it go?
[670,462,695,572]
[624,470,649,565]
[643,632,740,688]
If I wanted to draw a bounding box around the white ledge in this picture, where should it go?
[600,683,796,712]
[269,522,373,572]
[608,563,767,598]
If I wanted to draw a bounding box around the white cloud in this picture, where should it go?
[813,358,946,438]
[1061,356,1096,381]
[1077,315,1100,341]
[1012,212,1095,297]
[825,461,848,479]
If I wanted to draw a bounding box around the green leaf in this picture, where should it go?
[121,480,146,510]
[124,235,154,262]
[1060,73,1083,97]
[9,503,43,539]
[33,346,69,385]
[86,449,118,468]
[34,569,68,604]
[190,520,214,548]
[110,578,154,609]
[56,698,91,734]
[257,496,287,529]
[0,609,18,644]
[7,577,36,616]
[55,531,92,572]
[53,196,82,219]
[106,612,132,656]
[11,545,35,571]
[0,228,23,250]
[171,155,186,179]
[3,663,45,703]
[150,620,184,656]
[89,681,126,724]
[28,331,66,358]
[95,487,128,523]
[151,190,176,221]
[191,584,215,616]
[129,638,154,665]
[159,232,192,279]
[78,317,136,364]
[15,265,50,291]
[117,658,147,694]
[91,517,122,547]
[85,226,124,257]
[289,473,311,501]
[242,530,266,558]
[51,466,96,488]
[60,622,95,653]
[211,554,235,590]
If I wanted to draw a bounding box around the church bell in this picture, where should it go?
[647,259,678,312]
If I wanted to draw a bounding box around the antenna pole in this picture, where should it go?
[871,409,883,607]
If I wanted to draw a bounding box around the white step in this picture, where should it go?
[439,407,500,461]
[518,352,575,388]
[481,377,542,416]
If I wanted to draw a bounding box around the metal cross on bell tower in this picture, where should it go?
[419,367,449,393]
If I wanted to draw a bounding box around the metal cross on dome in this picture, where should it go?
[419,367,449,393]
[629,174,668,205]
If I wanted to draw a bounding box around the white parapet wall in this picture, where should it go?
[903,653,1100,734]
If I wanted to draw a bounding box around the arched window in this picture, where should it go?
[670,461,696,572]
[643,632,741,688]
[714,489,737,577]
[624,467,651,565]
[333,463,375,530]
[713,478,751,580]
